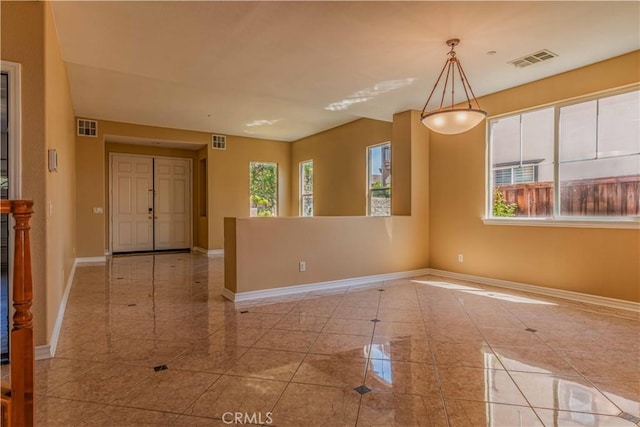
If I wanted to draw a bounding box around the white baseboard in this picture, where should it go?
[222,266,638,312]
[428,269,640,313]
[35,259,79,360]
[35,344,52,360]
[193,247,224,257]
[221,287,236,301]
[76,256,106,264]
[47,259,77,358]
[207,249,224,257]
[223,268,431,302]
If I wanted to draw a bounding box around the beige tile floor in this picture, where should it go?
[10,253,640,426]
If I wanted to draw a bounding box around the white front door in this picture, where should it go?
[154,158,191,250]
[111,154,192,253]
[112,155,154,252]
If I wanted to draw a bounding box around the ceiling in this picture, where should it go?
[51,1,639,142]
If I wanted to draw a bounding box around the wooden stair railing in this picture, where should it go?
[0,200,35,427]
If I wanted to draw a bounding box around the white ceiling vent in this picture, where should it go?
[212,134,226,150]
[509,49,558,69]
[77,118,97,137]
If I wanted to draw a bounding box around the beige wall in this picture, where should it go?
[75,130,106,257]
[429,51,640,303]
[223,217,236,290]
[44,2,77,343]
[1,2,77,345]
[2,1,47,344]
[290,119,391,216]
[75,120,289,256]
[227,112,428,293]
[391,112,413,216]
[227,216,425,293]
[196,146,208,249]
[409,111,429,250]
[208,135,291,249]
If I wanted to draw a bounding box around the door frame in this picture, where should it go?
[1,60,22,360]
[108,152,193,255]
[1,61,22,199]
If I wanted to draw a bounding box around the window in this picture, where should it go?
[490,107,554,218]
[300,160,313,216]
[488,87,640,221]
[367,142,391,216]
[249,162,278,217]
[493,163,538,186]
[559,90,640,217]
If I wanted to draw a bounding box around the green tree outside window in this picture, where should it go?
[250,162,278,217]
[492,188,517,217]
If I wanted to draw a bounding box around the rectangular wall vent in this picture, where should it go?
[77,118,97,137]
[509,49,558,69]
[212,134,227,150]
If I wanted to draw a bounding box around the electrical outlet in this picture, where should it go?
[299,261,306,272]
[457,253,464,263]
[93,207,104,214]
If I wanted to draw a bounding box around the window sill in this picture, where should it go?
[482,217,640,229]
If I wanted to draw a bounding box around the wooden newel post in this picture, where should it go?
[9,200,34,427]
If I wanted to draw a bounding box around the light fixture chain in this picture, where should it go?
[455,60,473,109]
[457,59,482,110]
[438,60,454,111]
[450,57,457,111]
[421,56,452,114]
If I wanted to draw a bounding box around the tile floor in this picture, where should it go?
[5,252,640,426]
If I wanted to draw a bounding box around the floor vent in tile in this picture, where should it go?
[354,385,371,395]
[153,364,168,372]
[370,319,381,323]
[240,310,249,314]
[525,328,537,333]
[619,413,640,424]
[127,304,136,307]
[378,289,384,292]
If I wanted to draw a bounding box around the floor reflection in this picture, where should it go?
[28,255,639,426]
[365,343,393,384]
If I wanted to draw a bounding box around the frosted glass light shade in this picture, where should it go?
[420,109,487,135]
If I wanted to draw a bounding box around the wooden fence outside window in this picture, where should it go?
[497,175,640,217]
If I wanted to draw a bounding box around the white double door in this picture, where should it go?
[111,154,191,253]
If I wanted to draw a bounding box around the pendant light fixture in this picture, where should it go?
[420,38,487,134]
